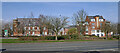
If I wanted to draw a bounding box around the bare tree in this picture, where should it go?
[100,21,112,39]
[2,20,13,36]
[0,19,2,36]
[30,12,34,18]
[111,23,118,35]
[118,23,120,35]
[48,16,68,40]
[73,9,87,37]
[38,15,50,35]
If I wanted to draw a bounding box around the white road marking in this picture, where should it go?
[88,48,118,51]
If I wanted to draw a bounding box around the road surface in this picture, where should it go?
[2,40,119,51]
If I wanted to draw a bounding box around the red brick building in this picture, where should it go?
[13,18,48,36]
[84,15,112,37]
[13,15,113,37]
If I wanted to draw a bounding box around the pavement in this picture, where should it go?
[2,40,119,52]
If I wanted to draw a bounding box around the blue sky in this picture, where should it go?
[2,2,118,24]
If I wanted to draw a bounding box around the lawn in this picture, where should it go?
[0,39,94,43]
[0,39,117,43]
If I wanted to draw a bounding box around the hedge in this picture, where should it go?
[112,35,120,39]
[18,34,107,41]
[57,35,69,40]
[19,35,70,41]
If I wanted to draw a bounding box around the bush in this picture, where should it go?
[113,35,120,39]
[18,35,71,41]
[19,36,39,41]
[45,36,55,40]
[57,35,69,40]
[84,35,98,37]
[39,36,45,40]
[19,36,56,40]
[70,34,79,39]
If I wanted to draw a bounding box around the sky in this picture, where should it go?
[2,2,118,25]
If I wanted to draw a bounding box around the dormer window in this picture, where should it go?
[99,19,103,21]
[91,19,95,22]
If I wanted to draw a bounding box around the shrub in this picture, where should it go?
[84,35,98,37]
[19,36,43,41]
[45,36,55,40]
[70,34,79,39]
[108,37,113,40]
[39,36,45,40]
[57,35,69,40]
[113,35,120,39]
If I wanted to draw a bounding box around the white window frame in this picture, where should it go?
[37,27,39,30]
[86,29,88,31]
[45,32,47,35]
[32,32,35,35]
[91,19,95,22]
[33,27,34,30]
[99,19,103,22]
[29,31,30,34]
[29,27,30,30]
[42,32,44,35]
[92,23,95,25]
[91,30,95,33]
[92,26,95,29]
[85,22,88,24]
[65,33,67,35]
[44,27,46,30]
[24,27,26,30]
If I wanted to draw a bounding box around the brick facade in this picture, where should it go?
[13,18,48,36]
[84,15,112,37]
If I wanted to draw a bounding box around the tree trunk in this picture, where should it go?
[55,32,58,40]
[55,35,58,40]
[105,32,108,39]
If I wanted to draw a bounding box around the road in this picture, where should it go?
[2,40,119,51]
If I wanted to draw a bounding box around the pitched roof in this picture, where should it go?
[87,16,94,19]
[17,18,41,27]
[87,15,103,19]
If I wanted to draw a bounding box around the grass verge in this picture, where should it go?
[0,39,118,43]
[0,39,94,43]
